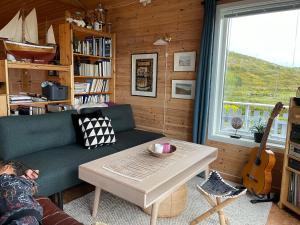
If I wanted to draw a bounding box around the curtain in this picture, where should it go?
[192,0,217,144]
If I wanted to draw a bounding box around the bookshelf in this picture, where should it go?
[7,62,70,71]
[279,97,300,215]
[0,59,72,116]
[59,23,116,106]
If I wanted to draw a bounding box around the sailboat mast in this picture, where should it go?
[21,8,25,43]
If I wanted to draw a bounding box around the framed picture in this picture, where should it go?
[172,80,196,99]
[131,53,158,97]
[174,51,196,72]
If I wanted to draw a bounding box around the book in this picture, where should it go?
[73,37,112,57]
[288,172,300,207]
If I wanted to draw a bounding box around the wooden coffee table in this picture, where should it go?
[79,137,218,225]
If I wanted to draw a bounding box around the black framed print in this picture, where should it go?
[131,53,158,97]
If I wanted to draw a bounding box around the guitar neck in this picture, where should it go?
[257,117,273,158]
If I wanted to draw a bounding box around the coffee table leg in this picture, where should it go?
[92,187,101,218]
[150,201,160,225]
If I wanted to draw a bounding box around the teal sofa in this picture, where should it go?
[0,104,164,197]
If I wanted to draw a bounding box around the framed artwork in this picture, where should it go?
[174,51,196,72]
[172,80,195,99]
[131,53,158,97]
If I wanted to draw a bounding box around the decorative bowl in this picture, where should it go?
[148,144,177,158]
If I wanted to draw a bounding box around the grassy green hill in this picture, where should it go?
[224,52,300,105]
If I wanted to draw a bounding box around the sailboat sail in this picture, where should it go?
[24,8,38,44]
[15,18,23,42]
[0,10,22,42]
[46,25,56,44]
[0,8,56,63]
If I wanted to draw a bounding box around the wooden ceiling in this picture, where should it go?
[55,0,138,10]
[0,0,80,42]
[0,0,139,33]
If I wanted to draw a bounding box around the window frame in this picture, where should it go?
[208,0,300,149]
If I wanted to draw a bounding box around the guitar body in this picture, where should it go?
[242,147,276,195]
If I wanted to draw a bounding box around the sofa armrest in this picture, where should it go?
[36,197,83,225]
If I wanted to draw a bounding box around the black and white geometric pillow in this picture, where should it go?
[78,116,116,149]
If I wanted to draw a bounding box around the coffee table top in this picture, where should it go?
[79,137,217,207]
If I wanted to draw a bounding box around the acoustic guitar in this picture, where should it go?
[241,102,283,195]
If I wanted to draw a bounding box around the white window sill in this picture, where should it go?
[208,133,285,151]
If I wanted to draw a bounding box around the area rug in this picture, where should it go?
[64,177,272,225]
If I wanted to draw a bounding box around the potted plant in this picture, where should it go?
[250,119,266,143]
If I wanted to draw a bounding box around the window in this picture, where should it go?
[209,0,300,147]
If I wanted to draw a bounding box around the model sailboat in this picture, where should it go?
[0,9,56,63]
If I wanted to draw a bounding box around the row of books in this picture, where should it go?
[74,80,109,94]
[73,37,112,57]
[9,95,47,104]
[288,172,300,207]
[9,95,32,104]
[75,61,111,77]
[47,104,74,112]
[10,104,73,116]
[74,94,110,105]
[10,106,46,116]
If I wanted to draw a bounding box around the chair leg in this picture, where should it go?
[216,197,226,225]
[197,186,216,207]
[190,198,236,225]
[225,216,230,225]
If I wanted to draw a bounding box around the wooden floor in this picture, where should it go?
[267,204,300,225]
[63,184,300,225]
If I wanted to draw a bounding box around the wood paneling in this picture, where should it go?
[207,140,284,192]
[0,0,285,189]
[107,0,284,189]
[0,0,79,43]
[0,0,79,95]
[108,0,201,141]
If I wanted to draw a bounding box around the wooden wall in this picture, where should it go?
[0,0,284,190]
[207,140,284,191]
[0,0,78,43]
[107,0,284,190]
[108,0,202,140]
[0,0,78,94]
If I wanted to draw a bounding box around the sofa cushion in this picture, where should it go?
[100,104,135,132]
[0,111,77,160]
[79,116,116,149]
[78,102,108,114]
[112,129,164,151]
[72,111,103,146]
[13,144,121,196]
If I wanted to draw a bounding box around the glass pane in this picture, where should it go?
[221,10,300,142]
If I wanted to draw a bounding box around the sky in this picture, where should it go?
[228,9,300,67]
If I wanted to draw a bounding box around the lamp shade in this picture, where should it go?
[153,38,169,46]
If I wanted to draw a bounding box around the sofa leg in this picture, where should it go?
[57,192,63,210]
[50,192,64,210]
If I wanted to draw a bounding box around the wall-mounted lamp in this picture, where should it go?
[140,0,151,6]
[153,36,171,46]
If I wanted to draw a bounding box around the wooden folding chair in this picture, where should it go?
[190,171,247,225]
